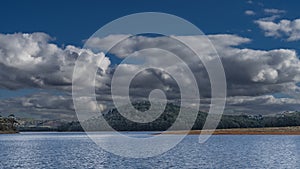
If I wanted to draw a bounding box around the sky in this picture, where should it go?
[0,0,300,120]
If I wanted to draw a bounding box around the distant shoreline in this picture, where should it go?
[161,126,300,135]
[0,131,18,134]
[6,126,300,135]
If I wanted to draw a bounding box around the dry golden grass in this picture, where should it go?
[162,126,300,135]
[0,130,18,134]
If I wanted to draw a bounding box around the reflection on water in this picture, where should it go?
[0,132,299,168]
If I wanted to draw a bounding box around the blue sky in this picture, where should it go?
[0,0,298,50]
[1,0,300,119]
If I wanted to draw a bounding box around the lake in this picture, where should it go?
[0,132,299,168]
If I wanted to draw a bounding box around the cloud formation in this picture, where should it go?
[88,34,300,97]
[264,8,286,15]
[255,18,300,41]
[0,92,75,119]
[1,32,300,119]
[0,32,110,90]
[245,10,256,16]
[225,95,300,114]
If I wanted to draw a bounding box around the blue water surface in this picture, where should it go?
[0,132,299,169]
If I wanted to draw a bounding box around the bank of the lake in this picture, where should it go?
[11,126,300,135]
[0,130,18,134]
[162,126,300,135]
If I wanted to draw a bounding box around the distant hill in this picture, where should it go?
[57,102,300,132]
[12,102,300,132]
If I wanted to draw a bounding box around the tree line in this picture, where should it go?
[0,114,18,132]
[57,102,300,131]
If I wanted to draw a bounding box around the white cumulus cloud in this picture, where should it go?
[255,18,300,41]
[1,32,300,118]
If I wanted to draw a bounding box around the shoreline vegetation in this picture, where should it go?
[2,102,300,135]
[5,126,300,135]
[0,114,18,134]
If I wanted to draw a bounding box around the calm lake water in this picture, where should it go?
[0,132,299,169]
